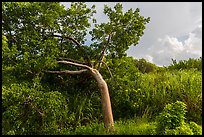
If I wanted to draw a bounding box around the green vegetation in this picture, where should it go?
[169,57,202,71]
[2,2,202,135]
[2,56,202,135]
[68,117,157,135]
[156,101,202,135]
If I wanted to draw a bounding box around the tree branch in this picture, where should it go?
[101,61,113,78]
[96,33,112,70]
[44,60,91,76]
[45,69,88,75]
[52,34,81,48]
[51,34,92,66]
[57,57,89,65]
[57,60,92,70]
[102,61,117,86]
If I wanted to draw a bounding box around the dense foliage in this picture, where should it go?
[2,2,202,135]
[2,83,70,135]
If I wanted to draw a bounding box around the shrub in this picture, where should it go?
[164,122,202,135]
[156,101,202,135]
[156,101,187,134]
[188,121,202,135]
[164,123,193,135]
[2,83,71,135]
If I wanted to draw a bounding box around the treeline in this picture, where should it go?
[126,57,202,73]
[168,57,202,71]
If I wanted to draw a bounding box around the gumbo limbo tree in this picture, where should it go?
[2,2,150,131]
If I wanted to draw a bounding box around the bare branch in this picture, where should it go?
[57,60,92,70]
[45,69,88,75]
[44,60,91,76]
[101,61,117,86]
[101,61,113,78]
[57,57,88,65]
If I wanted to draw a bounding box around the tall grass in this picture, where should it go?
[107,69,201,125]
[131,69,202,123]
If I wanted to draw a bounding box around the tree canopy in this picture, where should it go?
[2,2,150,83]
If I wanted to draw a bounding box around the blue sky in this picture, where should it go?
[61,2,202,66]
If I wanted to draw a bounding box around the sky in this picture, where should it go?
[61,2,202,66]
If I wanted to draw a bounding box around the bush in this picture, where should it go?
[156,101,187,134]
[188,121,202,135]
[2,83,71,135]
[164,122,202,135]
[156,101,202,135]
[164,123,193,135]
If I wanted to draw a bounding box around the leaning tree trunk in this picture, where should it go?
[90,68,114,132]
[46,60,115,132]
[46,34,115,131]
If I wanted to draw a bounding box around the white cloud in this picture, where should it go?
[143,25,202,66]
[124,2,202,66]
[184,30,202,57]
[145,55,154,64]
